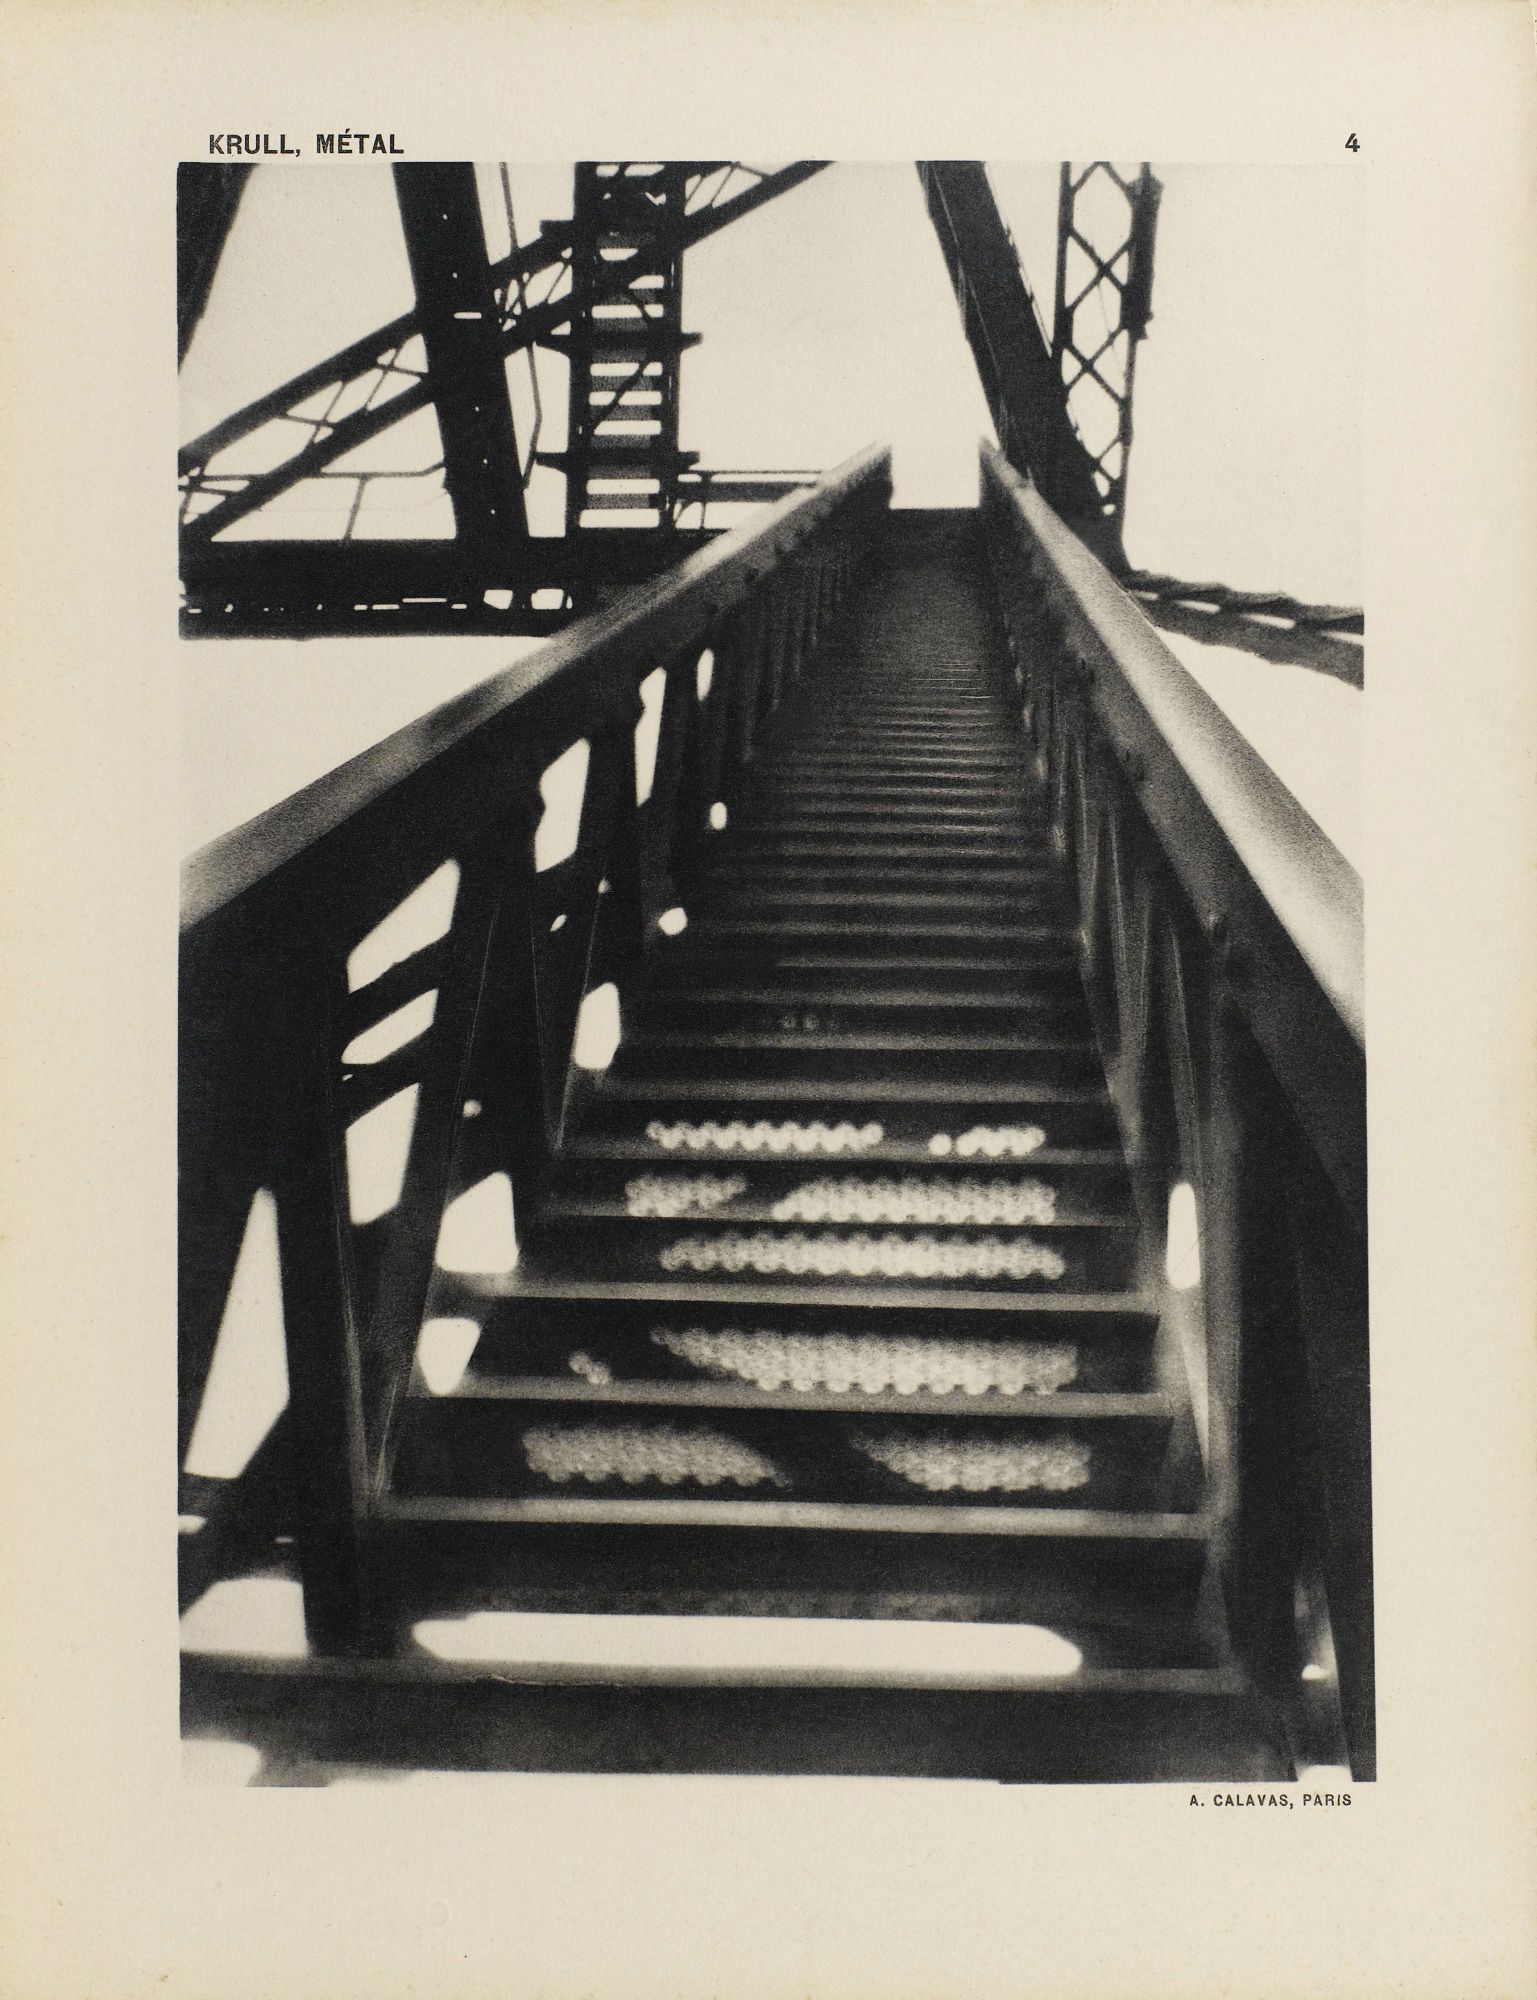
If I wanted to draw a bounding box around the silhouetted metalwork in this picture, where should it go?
[179,161,829,636]
[180,157,1363,674]
[177,164,254,364]
[927,160,1364,683]
[180,448,887,1661]
[180,442,1368,1781]
[395,163,532,562]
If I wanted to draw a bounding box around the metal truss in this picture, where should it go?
[1050,162,1161,536]
[1052,167,1364,683]
[179,161,828,636]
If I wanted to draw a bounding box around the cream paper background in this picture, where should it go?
[2,3,1535,1994]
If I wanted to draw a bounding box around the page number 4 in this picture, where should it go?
[1345,132,1360,151]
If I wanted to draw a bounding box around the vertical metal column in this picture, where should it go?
[393,163,531,574]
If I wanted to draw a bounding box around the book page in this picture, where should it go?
[2,4,1534,1995]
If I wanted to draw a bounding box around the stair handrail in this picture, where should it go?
[180,441,892,1650]
[982,441,1363,1208]
[981,438,1371,1777]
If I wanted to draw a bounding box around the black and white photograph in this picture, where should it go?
[176,158,1368,1788]
[5,6,1536,1995]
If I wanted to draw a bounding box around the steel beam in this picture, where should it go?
[177,163,254,364]
[392,163,530,559]
[180,529,716,638]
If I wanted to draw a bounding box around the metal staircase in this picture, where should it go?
[180,458,1365,1783]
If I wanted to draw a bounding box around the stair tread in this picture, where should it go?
[442,1271,1157,1315]
[690,891,1066,913]
[413,1376,1173,1420]
[641,986,1080,1009]
[380,1492,1213,1540]
[704,877,1059,895]
[542,1197,1130,1229]
[182,1651,1283,1781]
[563,1136,1126,1165]
[183,1642,1248,1698]
[687,920,1076,941]
[664,956,1088,980]
[180,515,1266,1789]
[627,1029,1091,1055]
[596,1074,1106,1101]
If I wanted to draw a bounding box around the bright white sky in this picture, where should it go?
[181,162,1362,863]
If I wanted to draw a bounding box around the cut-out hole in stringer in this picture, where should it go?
[340,990,438,1067]
[709,801,728,831]
[183,1189,288,1481]
[1166,1180,1202,1291]
[535,739,590,873]
[634,668,666,807]
[436,1172,519,1274]
[573,982,621,1070]
[416,1316,482,1394]
[345,1084,419,1224]
[347,862,460,993]
[695,648,715,702]
[658,906,688,937]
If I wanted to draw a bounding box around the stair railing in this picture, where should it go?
[980,441,1371,1777]
[180,442,892,1650]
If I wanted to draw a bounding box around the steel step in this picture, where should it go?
[529,1206,1137,1292]
[391,1383,1176,1510]
[370,1496,1216,1654]
[610,1032,1102,1089]
[458,1286,1153,1394]
[182,1648,1285,1781]
[685,884,1071,919]
[651,950,1088,995]
[443,1265,1155,1322]
[626,994,1093,1044]
[546,1158,1130,1225]
[584,1081,1117,1149]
